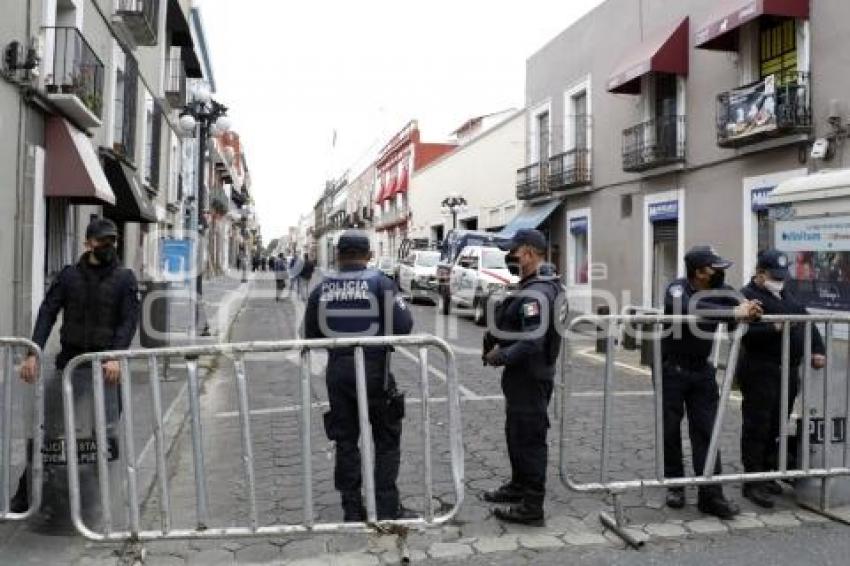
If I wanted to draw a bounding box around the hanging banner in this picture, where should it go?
[720,75,779,142]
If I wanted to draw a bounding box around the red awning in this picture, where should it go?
[385,173,398,201]
[45,117,116,204]
[695,0,809,51]
[375,179,386,204]
[607,18,689,95]
[396,166,409,195]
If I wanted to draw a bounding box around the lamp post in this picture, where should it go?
[441,194,468,231]
[179,83,231,338]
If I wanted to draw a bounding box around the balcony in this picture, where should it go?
[622,115,686,172]
[43,27,105,129]
[113,0,159,47]
[375,204,410,230]
[516,162,550,200]
[717,71,811,148]
[549,148,591,190]
[164,58,187,107]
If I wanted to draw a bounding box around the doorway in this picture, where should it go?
[652,219,678,306]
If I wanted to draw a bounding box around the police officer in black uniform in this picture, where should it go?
[13,218,140,513]
[481,229,562,526]
[303,230,414,521]
[662,246,762,519]
[737,249,825,508]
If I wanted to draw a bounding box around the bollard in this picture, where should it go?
[595,306,610,354]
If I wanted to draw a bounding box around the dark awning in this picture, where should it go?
[182,47,203,79]
[695,0,809,51]
[167,0,194,47]
[100,150,157,223]
[45,117,116,205]
[500,200,561,239]
[607,18,689,94]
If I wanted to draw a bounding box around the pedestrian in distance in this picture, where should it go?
[481,229,563,526]
[661,245,762,519]
[737,249,826,508]
[303,230,415,521]
[273,252,289,301]
[13,218,140,516]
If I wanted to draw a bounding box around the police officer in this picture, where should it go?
[273,252,289,301]
[737,250,825,508]
[481,229,562,526]
[13,218,140,513]
[662,246,762,519]
[303,230,414,521]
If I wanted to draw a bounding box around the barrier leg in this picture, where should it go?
[599,492,644,549]
[1,346,12,514]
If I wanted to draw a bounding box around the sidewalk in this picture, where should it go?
[0,274,251,566]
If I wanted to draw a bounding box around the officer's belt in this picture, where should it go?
[663,353,710,370]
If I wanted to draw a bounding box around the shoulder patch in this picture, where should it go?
[669,284,684,299]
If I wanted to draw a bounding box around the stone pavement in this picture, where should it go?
[3,275,849,565]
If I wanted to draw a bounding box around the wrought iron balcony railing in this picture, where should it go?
[549,148,591,190]
[43,27,105,120]
[622,115,686,172]
[516,162,550,200]
[115,0,159,46]
[716,70,811,148]
[164,58,187,107]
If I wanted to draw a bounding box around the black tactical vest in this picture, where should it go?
[59,258,125,352]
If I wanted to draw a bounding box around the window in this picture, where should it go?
[143,92,162,189]
[482,250,506,269]
[416,252,440,267]
[537,111,550,162]
[573,92,588,149]
[573,231,588,284]
[760,18,797,81]
[113,69,125,148]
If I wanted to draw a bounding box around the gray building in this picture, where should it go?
[0,0,209,338]
[516,0,849,314]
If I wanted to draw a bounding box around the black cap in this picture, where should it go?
[684,245,733,271]
[85,218,118,240]
[337,230,371,254]
[501,229,547,253]
[757,249,790,281]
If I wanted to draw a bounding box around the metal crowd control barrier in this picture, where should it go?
[62,334,464,543]
[560,313,850,548]
[0,338,44,521]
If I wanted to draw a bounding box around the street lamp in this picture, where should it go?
[179,83,231,338]
[441,194,468,230]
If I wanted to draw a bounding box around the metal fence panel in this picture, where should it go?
[0,338,45,521]
[560,313,850,547]
[61,334,464,542]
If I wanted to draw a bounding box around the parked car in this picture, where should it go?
[397,250,441,303]
[435,229,510,314]
[441,245,519,325]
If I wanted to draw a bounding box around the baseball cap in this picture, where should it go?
[85,218,118,240]
[757,249,790,281]
[500,229,547,253]
[684,245,733,271]
[337,230,371,254]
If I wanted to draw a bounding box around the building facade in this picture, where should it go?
[519,0,849,314]
[0,0,217,339]
[409,110,525,243]
[372,120,455,260]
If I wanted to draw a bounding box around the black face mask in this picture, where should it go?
[708,269,726,289]
[92,245,116,265]
[506,254,521,277]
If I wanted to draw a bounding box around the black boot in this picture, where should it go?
[698,494,740,519]
[493,502,544,527]
[341,492,365,522]
[665,487,685,509]
[742,483,774,509]
[10,472,28,514]
[483,482,523,504]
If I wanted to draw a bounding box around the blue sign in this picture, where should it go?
[648,200,679,222]
[751,186,775,212]
[569,216,588,234]
[161,238,193,281]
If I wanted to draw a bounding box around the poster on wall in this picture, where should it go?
[721,75,778,142]
[776,216,850,311]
